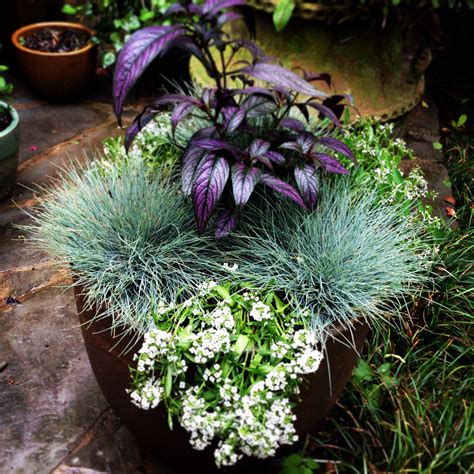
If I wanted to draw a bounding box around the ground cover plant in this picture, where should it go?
[113,0,355,237]
[130,281,324,467]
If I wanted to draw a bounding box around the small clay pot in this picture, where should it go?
[0,102,20,200]
[75,286,369,473]
[11,22,97,100]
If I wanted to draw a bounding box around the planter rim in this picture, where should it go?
[11,22,96,57]
[0,101,19,138]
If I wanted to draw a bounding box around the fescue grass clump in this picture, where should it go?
[226,179,430,331]
[29,157,214,336]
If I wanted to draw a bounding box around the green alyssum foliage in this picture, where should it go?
[223,179,431,331]
[28,157,215,336]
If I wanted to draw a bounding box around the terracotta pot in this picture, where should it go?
[0,103,20,200]
[11,22,97,100]
[74,286,369,473]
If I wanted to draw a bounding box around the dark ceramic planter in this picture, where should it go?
[75,286,369,473]
[11,22,97,100]
[0,103,20,201]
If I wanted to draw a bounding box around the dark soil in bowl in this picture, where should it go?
[0,108,12,132]
[21,27,90,53]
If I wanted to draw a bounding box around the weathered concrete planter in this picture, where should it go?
[191,4,427,120]
[74,286,369,472]
[0,102,20,200]
[11,22,97,100]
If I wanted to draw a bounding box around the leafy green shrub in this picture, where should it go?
[62,0,178,67]
[28,157,215,336]
[225,178,430,330]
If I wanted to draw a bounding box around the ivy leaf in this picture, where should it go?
[273,0,295,32]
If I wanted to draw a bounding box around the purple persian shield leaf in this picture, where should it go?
[254,155,273,169]
[264,150,286,164]
[217,11,243,26]
[242,63,328,99]
[192,138,238,157]
[215,209,241,239]
[231,163,261,206]
[191,126,218,140]
[192,155,230,231]
[203,0,246,18]
[305,72,331,86]
[260,173,307,209]
[163,3,186,16]
[113,25,186,122]
[171,102,196,134]
[125,109,158,151]
[314,153,348,174]
[297,131,317,154]
[294,163,319,209]
[249,139,270,158]
[279,141,301,152]
[182,147,206,196]
[307,101,342,129]
[279,117,306,131]
[317,137,356,162]
[225,108,246,133]
[240,95,277,118]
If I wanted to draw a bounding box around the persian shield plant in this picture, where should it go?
[113,0,354,236]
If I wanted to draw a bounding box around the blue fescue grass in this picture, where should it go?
[26,157,215,336]
[224,178,431,332]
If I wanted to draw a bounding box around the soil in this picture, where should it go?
[0,108,12,132]
[21,27,90,53]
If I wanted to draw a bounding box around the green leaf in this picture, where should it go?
[391,168,403,185]
[353,359,373,384]
[433,141,443,150]
[140,9,155,22]
[165,367,172,397]
[281,453,302,467]
[0,65,9,72]
[377,362,392,376]
[102,52,116,68]
[61,4,77,14]
[273,0,295,32]
[233,334,249,357]
[457,114,467,127]
[305,458,320,470]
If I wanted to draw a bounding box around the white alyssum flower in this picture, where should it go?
[129,378,164,410]
[249,300,272,321]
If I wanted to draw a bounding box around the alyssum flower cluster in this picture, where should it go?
[128,282,324,467]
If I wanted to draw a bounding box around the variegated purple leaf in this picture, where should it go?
[264,150,286,164]
[241,63,328,99]
[296,131,317,154]
[225,107,246,133]
[279,141,301,152]
[279,117,306,131]
[191,126,218,140]
[254,154,274,169]
[240,94,277,118]
[192,154,230,231]
[163,3,186,16]
[314,153,348,174]
[294,163,319,208]
[260,173,307,209]
[215,209,241,239]
[113,25,186,122]
[203,0,246,18]
[307,101,342,129]
[171,102,196,134]
[305,72,331,86]
[124,109,158,151]
[231,163,261,206]
[317,137,355,162]
[249,139,270,158]
[182,147,206,196]
[217,11,243,26]
[192,138,238,157]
